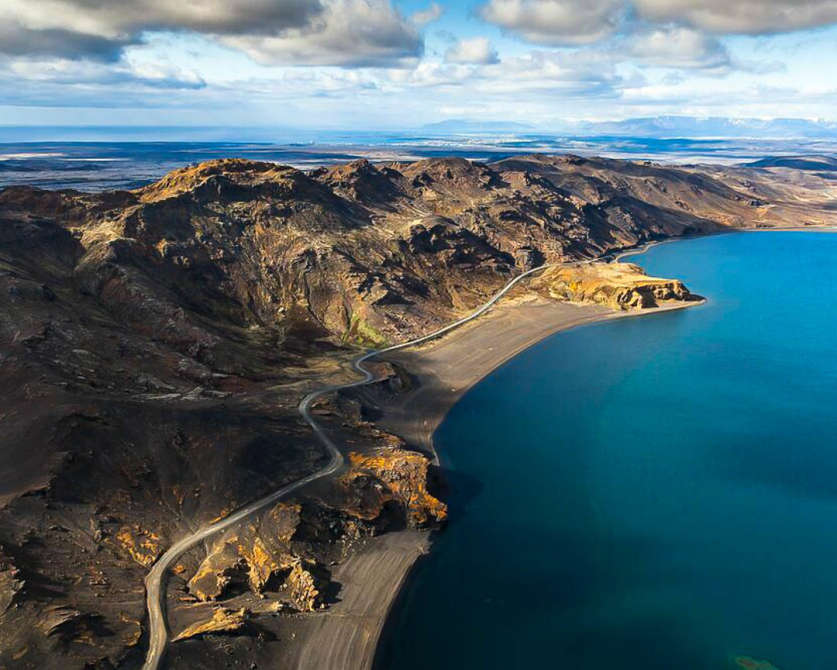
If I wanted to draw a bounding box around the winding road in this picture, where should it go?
[141,263,553,670]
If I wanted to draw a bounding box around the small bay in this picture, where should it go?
[379,232,837,670]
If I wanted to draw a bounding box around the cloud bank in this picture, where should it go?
[2,0,837,125]
[634,0,837,34]
[479,0,837,43]
[445,38,499,64]
[0,0,422,67]
[480,0,624,45]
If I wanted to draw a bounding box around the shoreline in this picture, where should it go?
[371,227,837,670]
[287,291,703,669]
[294,225,837,669]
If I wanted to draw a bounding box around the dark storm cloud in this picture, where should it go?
[220,0,423,67]
[0,22,130,61]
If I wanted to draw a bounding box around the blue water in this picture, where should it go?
[379,232,837,670]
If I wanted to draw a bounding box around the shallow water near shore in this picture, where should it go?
[377,232,837,670]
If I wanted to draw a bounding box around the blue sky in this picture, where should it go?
[2,0,837,129]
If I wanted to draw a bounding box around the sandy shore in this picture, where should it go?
[280,530,430,670]
[284,289,701,669]
[375,296,615,461]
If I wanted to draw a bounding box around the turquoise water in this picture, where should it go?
[378,232,837,670]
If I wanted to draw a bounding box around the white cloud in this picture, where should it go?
[634,0,837,34]
[480,0,625,45]
[480,0,837,44]
[411,3,444,27]
[6,56,206,90]
[626,26,731,70]
[3,0,836,125]
[386,49,629,100]
[485,49,634,95]
[445,37,499,64]
[0,57,211,111]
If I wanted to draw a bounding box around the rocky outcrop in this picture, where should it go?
[532,262,698,310]
[187,503,301,602]
[341,448,447,527]
[0,551,23,615]
[115,525,163,567]
[173,607,248,642]
[285,560,322,612]
[37,606,108,648]
[185,443,444,612]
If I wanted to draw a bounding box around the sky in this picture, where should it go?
[2,0,837,129]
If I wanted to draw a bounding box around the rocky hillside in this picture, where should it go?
[0,154,833,669]
[3,154,828,345]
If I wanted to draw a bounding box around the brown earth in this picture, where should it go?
[0,154,834,669]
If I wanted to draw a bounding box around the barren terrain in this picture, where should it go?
[1,154,834,669]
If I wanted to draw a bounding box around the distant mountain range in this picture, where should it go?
[422,116,837,139]
[576,116,837,139]
[745,155,837,170]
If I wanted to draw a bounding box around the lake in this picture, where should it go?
[378,232,837,670]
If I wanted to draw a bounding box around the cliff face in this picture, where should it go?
[341,448,447,527]
[0,154,832,668]
[532,262,699,310]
